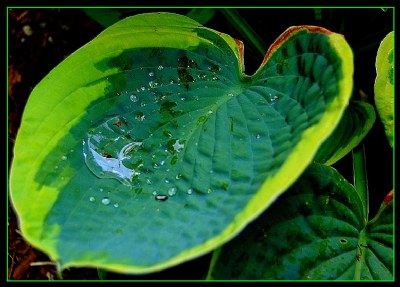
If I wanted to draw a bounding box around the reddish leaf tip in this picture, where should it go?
[262,25,334,66]
[383,190,393,205]
[234,38,244,66]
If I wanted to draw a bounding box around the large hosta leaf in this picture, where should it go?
[9,12,353,273]
[207,164,393,280]
[374,31,394,148]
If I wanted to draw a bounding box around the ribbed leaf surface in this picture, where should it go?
[10,13,353,273]
[208,164,393,280]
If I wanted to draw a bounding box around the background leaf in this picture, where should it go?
[10,12,353,274]
[314,100,376,165]
[186,8,216,24]
[81,8,123,28]
[207,163,393,280]
[374,31,394,148]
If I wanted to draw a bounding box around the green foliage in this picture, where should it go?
[9,9,393,280]
[207,163,393,280]
[374,31,394,148]
[314,101,375,165]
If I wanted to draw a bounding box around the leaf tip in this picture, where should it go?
[261,25,335,66]
[383,190,393,205]
[233,38,244,65]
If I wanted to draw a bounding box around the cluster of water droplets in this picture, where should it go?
[82,55,231,203]
[88,188,120,207]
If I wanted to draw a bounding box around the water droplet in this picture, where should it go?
[172,140,185,152]
[113,203,119,208]
[140,101,147,107]
[83,126,143,186]
[165,179,170,183]
[198,73,207,79]
[155,194,168,201]
[256,134,261,139]
[170,79,175,84]
[270,95,279,103]
[136,112,145,121]
[208,64,220,72]
[149,71,154,77]
[228,93,234,97]
[207,188,212,194]
[101,197,111,205]
[208,110,213,115]
[89,196,95,202]
[160,160,165,166]
[154,92,165,103]
[171,156,178,165]
[149,81,159,89]
[163,130,172,138]
[140,86,146,91]
[212,76,219,81]
[175,173,182,180]
[61,155,67,160]
[152,191,157,196]
[187,188,193,195]
[146,178,152,185]
[130,94,139,102]
[168,187,177,197]
[198,115,207,124]
[100,188,104,192]
[158,65,164,70]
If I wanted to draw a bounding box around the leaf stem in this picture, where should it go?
[352,144,369,223]
[55,262,63,280]
[97,268,107,280]
[220,9,267,56]
[353,229,368,280]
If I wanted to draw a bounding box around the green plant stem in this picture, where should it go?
[353,229,368,280]
[220,9,267,56]
[56,262,63,279]
[352,144,369,223]
[97,268,107,280]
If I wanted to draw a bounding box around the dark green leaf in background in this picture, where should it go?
[314,100,375,166]
[207,164,393,280]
